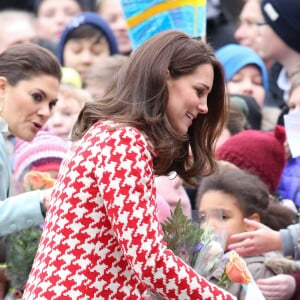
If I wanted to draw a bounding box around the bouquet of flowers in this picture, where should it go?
[162,201,224,278]
[219,251,265,300]
[149,201,265,300]
[147,202,226,299]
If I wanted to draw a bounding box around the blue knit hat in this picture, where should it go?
[57,12,118,65]
[261,0,300,53]
[215,44,269,91]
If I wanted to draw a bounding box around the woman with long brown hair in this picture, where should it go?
[24,30,233,299]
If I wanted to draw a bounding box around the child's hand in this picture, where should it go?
[257,274,296,300]
[227,219,282,256]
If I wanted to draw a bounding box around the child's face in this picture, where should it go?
[37,0,82,43]
[227,65,265,107]
[198,190,247,251]
[63,36,110,79]
[47,97,82,140]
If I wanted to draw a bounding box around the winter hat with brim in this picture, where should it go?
[57,12,118,65]
[215,43,269,91]
[261,0,300,53]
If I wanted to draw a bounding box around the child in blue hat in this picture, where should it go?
[216,43,268,108]
[57,12,119,82]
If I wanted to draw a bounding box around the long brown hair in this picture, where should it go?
[72,30,227,187]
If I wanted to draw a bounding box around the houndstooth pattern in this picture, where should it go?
[23,121,235,300]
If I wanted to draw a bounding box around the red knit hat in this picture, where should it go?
[216,126,286,193]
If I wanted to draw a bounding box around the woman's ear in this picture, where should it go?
[166,69,172,89]
[166,69,171,79]
[245,213,261,231]
[0,77,7,113]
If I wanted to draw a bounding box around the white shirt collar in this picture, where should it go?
[277,68,291,102]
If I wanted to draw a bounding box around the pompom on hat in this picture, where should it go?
[61,67,82,88]
[13,130,69,183]
[216,126,287,193]
[261,0,300,53]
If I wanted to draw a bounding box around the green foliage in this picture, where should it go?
[162,200,206,267]
[5,226,42,291]
[217,268,232,289]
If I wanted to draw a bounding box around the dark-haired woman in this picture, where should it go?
[0,43,61,236]
[24,30,234,299]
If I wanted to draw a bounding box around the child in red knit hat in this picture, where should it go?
[216,125,287,195]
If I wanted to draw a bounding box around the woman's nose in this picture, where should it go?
[37,103,51,118]
[197,99,208,115]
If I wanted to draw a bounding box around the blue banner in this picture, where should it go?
[121,0,207,50]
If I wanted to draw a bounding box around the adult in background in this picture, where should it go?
[257,0,300,109]
[96,0,132,55]
[0,10,37,54]
[33,0,83,44]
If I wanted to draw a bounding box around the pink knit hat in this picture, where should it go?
[216,126,287,193]
[13,130,69,182]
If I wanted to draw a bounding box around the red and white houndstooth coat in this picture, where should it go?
[23,121,234,300]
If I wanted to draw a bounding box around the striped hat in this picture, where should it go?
[13,130,69,182]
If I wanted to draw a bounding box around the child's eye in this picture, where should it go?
[198,212,207,223]
[62,111,72,117]
[230,74,242,83]
[252,77,263,86]
[221,214,229,221]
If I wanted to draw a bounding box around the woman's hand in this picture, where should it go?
[40,188,53,217]
[228,219,282,256]
[42,188,53,210]
[257,274,296,300]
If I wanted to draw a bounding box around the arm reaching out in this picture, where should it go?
[228,219,282,256]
